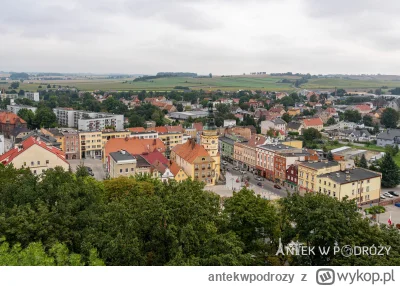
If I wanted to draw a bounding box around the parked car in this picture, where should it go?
[257,182,262,187]
[380,195,386,200]
[256,177,262,181]
[389,191,399,197]
[240,170,246,174]
[274,184,282,189]
[384,192,393,198]
[395,203,400,208]
[233,167,239,171]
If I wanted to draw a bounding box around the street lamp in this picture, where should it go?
[231,177,234,190]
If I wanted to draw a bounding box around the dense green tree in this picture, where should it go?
[326,117,335,126]
[359,154,368,168]
[363,115,373,127]
[344,110,362,123]
[281,113,292,123]
[17,108,35,129]
[327,151,334,161]
[176,103,183,112]
[33,107,58,128]
[10,82,20,89]
[381,108,399,128]
[380,152,400,188]
[303,128,322,142]
[309,94,318,102]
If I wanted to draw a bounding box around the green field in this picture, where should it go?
[1,75,400,92]
[303,78,400,90]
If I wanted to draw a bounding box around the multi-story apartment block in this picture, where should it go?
[25,92,40,102]
[158,132,183,149]
[78,131,102,159]
[7,104,37,114]
[256,144,302,181]
[316,168,381,205]
[129,130,159,139]
[297,161,341,193]
[234,134,267,172]
[53,108,124,131]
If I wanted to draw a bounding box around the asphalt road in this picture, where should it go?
[221,160,290,198]
[68,158,106,180]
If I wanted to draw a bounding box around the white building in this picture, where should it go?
[223,119,236,128]
[0,135,4,155]
[129,130,159,139]
[25,92,40,102]
[182,133,191,144]
[7,104,37,114]
[53,108,124,131]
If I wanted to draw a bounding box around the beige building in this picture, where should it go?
[298,161,341,193]
[108,150,137,178]
[317,168,381,205]
[234,134,267,172]
[0,136,69,174]
[102,130,130,149]
[158,132,183,149]
[201,127,220,182]
[79,131,102,159]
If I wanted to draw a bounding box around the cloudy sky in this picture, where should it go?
[1,0,400,75]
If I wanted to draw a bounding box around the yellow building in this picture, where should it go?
[0,136,69,174]
[158,132,183,149]
[169,161,188,182]
[282,140,303,149]
[78,131,102,159]
[298,161,341,193]
[171,139,217,186]
[201,128,220,182]
[287,108,301,116]
[101,130,130,149]
[316,168,381,205]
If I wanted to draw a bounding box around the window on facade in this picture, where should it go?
[366,186,370,192]
[131,168,134,172]
[37,161,40,165]
[333,192,336,197]
[125,168,128,173]
[333,184,336,188]
[352,182,355,186]
[33,170,37,174]
[367,179,370,183]
[120,169,122,173]
[352,190,354,195]
[31,161,34,166]
[46,160,49,164]
[24,162,26,166]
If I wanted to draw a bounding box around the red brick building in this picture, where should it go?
[286,164,298,191]
[0,112,27,138]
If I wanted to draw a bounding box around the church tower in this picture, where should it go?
[200,102,220,183]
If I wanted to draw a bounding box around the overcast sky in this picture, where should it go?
[1,0,400,75]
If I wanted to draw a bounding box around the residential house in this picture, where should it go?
[261,118,287,135]
[377,129,400,147]
[287,122,304,135]
[0,136,69,175]
[276,92,288,100]
[287,108,301,116]
[10,126,31,143]
[302,117,324,131]
[0,112,27,138]
[109,150,137,178]
[104,137,166,162]
[168,160,188,182]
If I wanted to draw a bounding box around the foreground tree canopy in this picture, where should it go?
[0,164,399,266]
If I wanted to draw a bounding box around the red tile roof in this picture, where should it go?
[105,138,165,158]
[169,160,183,176]
[128,127,145,133]
[355,105,371,112]
[147,126,168,133]
[141,150,168,165]
[193,122,203,132]
[0,112,26,125]
[171,139,212,164]
[302,117,323,127]
[0,136,67,165]
[166,125,183,133]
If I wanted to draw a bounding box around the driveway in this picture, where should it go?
[68,158,106,181]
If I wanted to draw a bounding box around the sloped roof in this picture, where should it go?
[303,117,323,127]
[127,127,145,133]
[105,137,165,158]
[166,125,183,133]
[171,140,212,164]
[0,112,26,125]
[10,126,30,137]
[169,160,184,176]
[0,136,67,165]
[147,126,168,133]
[193,122,203,132]
[141,150,168,165]
[287,122,303,130]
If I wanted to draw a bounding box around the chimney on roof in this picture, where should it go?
[120,150,126,155]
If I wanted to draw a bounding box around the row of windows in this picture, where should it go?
[24,160,50,166]
[120,168,135,173]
